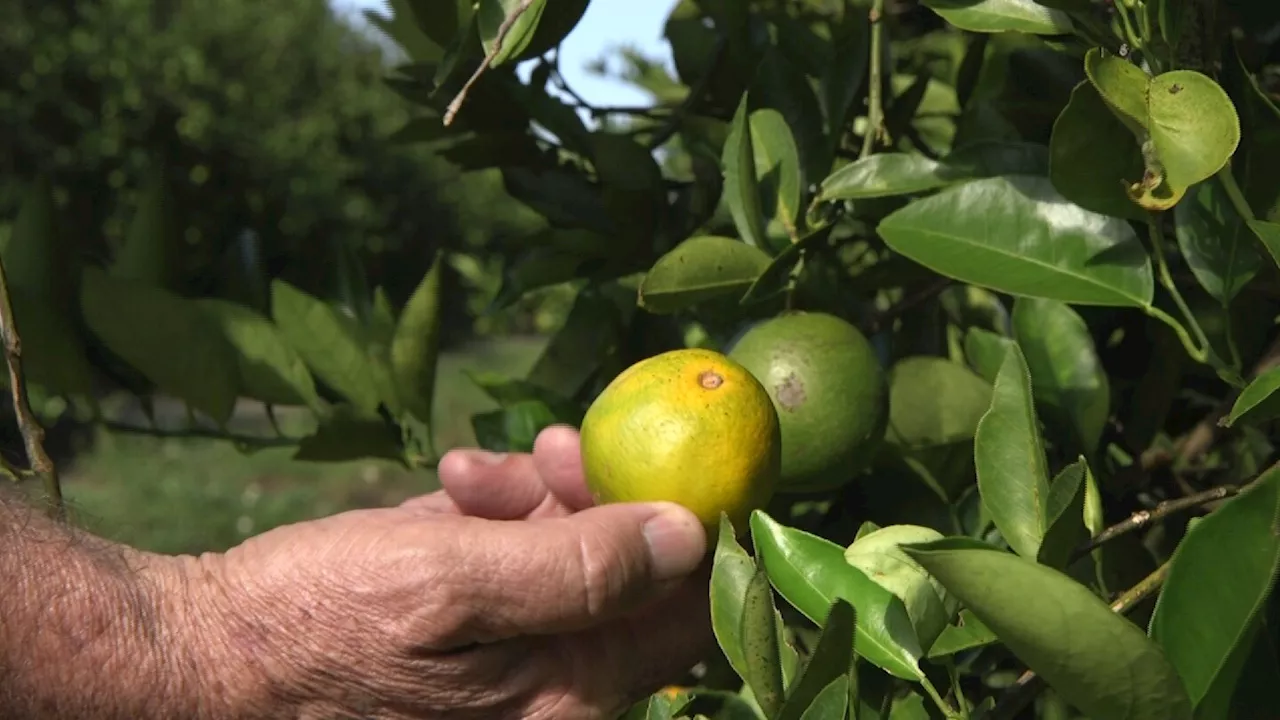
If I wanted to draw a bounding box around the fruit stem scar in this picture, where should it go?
[698,370,724,389]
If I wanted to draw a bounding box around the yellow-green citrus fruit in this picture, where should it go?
[579,347,782,534]
[727,311,888,492]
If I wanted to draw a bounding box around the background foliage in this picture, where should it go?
[7,0,1280,717]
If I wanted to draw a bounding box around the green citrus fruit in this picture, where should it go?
[727,311,888,492]
[579,347,781,534]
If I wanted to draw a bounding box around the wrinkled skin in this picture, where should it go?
[192,424,713,720]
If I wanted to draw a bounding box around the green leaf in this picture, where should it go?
[844,525,958,652]
[194,299,321,410]
[1084,48,1150,137]
[710,514,757,683]
[974,342,1051,560]
[1224,365,1280,427]
[112,163,182,290]
[1174,177,1262,305]
[618,688,694,720]
[740,568,785,719]
[1084,50,1242,202]
[818,154,951,201]
[1149,464,1280,713]
[477,0,547,66]
[294,406,404,463]
[921,0,1073,35]
[4,292,96,398]
[777,599,857,720]
[3,176,76,311]
[722,94,769,250]
[885,356,993,448]
[1147,71,1242,193]
[796,675,850,720]
[470,398,564,453]
[750,108,803,246]
[926,609,997,658]
[904,540,1194,720]
[741,229,829,305]
[270,279,381,415]
[876,174,1154,307]
[1036,459,1090,570]
[963,327,1016,384]
[750,510,925,681]
[80,267,239,425]
[1049,81,1148,222]
[526,283,633,398]
[637,236,773,314]
[390,253,444,425]
[1012,297,1110,457]
[1247,219,1280,270]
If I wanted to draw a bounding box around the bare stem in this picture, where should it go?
[444,0,536,126]
[860,0,887,158]
[1071,480,1253,562]
[0,257,64,521]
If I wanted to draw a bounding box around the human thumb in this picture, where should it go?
[443,501,707,643]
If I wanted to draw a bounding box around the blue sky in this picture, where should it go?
[332,0,676,110]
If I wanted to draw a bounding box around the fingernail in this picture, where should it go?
[473,451,508,465]
[643,505,708,581]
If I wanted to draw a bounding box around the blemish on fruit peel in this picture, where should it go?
[698,370,724,389]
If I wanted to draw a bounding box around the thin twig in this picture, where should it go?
[987,561,1173,720]
[644,34,727,151]
[100,420,301,448]
[0,257,64,521]
[1070,481,1251,562]
[444,0,536,126]
[860,0,887,158]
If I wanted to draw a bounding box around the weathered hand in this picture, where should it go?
[183,425,712,720]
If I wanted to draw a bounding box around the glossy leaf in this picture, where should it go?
[885,356,993,448]
[195,299,321,410]
[973,342,1051,560]
[776,599,856,720]
[1049,81,1148,223]
[271,279,381,415]
[1149,464,1280,711]
[81,267,240,424]
[740,568,785,718]
[1224,365,1280,427]
[1147,71,1242,193]
[1174,177,1262,305]
[1084,49,1149,136]
[390,253,444,425]
[796,675,850,720]
[963,327,1015,385]
[818,154,951,201]
[637,236,772,313]
[1248,219,1280,270]
[750,510,924,681]
[926,609,997,658]
[905,540,1194,720]
[921,0,1073,35]
[722,94,769,250]
[1036,458,1090,570]
[1012,297,1110,457]
[877,175,1154,307]
[710,514,757,682]
[750,108,803,244]
[526,283,633,398]
[477,0,547,66]
[845,525,958,652]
